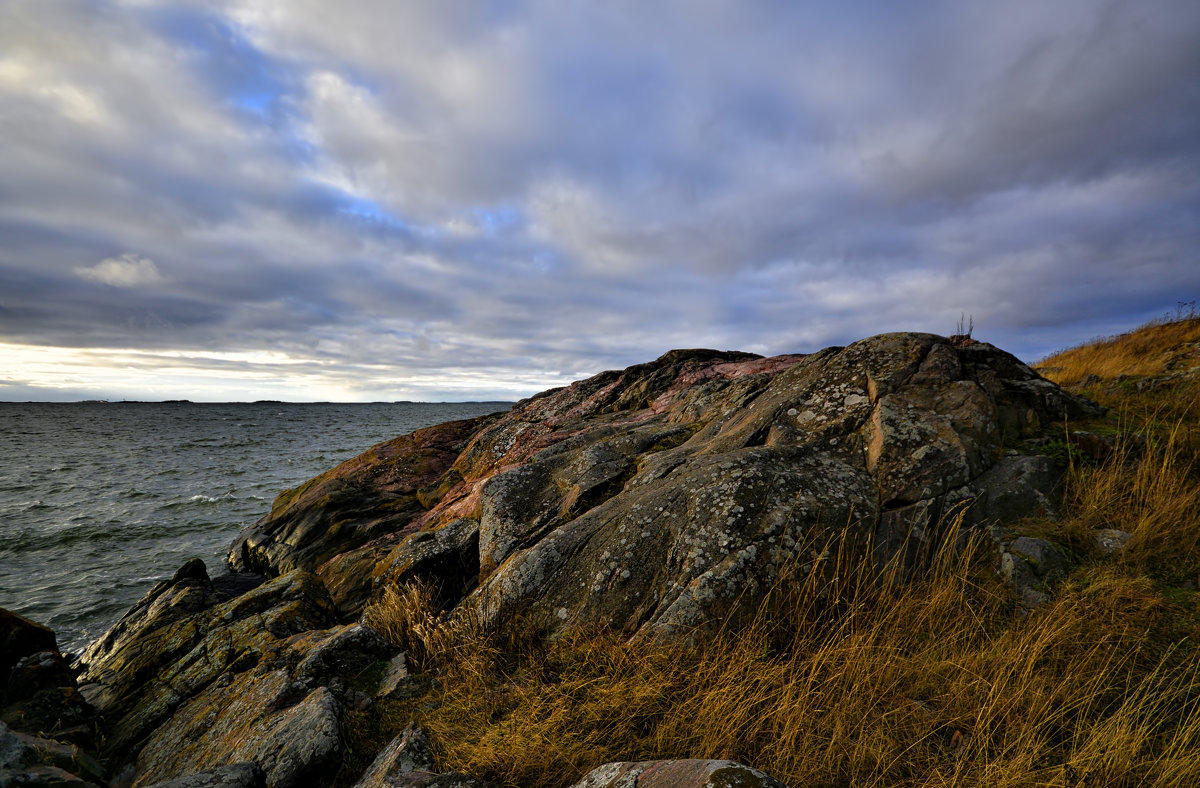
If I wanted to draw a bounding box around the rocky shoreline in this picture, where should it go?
[2,332,1116,787]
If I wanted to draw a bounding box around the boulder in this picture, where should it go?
[0,610,58,688]
[1095,528,1133,555]
[350,722,498,788]
[0,720,104,787]
[999,535,1072,608]
[352,723,433,787]
[1,609,98,749]
[134,675,341,788]
[569,759,791,788]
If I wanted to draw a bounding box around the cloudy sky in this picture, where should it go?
[2,0,1198,402]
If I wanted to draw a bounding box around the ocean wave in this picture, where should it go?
[121,488,157,498]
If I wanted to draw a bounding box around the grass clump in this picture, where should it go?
[345,311,1200,788]
[355,526,1200,787]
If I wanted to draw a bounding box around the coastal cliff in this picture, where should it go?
[9,325,1198,787]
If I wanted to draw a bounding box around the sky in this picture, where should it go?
[2,1,1198,402]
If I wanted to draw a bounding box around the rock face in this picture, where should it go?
[63,331,1100,786]
[1,609,103,787]
[229,415,502,613]
[569,759,791,788]
[72,562,398,787]
[231,333,1096,639]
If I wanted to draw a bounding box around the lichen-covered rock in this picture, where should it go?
[351,723,433,787]
[457,334,1099,637]
[222,333,1099,639]
[135,674,341,788]
[948,454,1063,525]
[999,535,1071,607]
[141,762,266,788]
[76,567,340,757]
[228,415,503,582]
[568,758,791,788]
[1095,528,1133,555]
[332,516,482,615]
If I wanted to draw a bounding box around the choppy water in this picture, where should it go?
[0,401,509,653]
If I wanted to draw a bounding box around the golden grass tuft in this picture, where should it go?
[356,517,1200,787]
[1037,309,1200,388]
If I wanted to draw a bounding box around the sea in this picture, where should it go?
[0,401,511,654]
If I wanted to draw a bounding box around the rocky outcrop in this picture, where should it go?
[55,332,1104,786]
[228,334,1098,641]
[70,561,402,787]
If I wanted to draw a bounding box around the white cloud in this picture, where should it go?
[75,254,167,288]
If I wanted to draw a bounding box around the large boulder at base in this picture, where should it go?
[569,759,791,788]
[1,608,98,750]
[222,334,1099,639]
[0,609,58,687]
[0,720,105,787]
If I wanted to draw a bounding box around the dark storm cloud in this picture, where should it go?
[1,0,1198,400]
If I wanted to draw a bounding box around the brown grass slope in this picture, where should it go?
[344,315,1200,788]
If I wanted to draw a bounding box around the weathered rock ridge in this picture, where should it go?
[231,332,1098,639]
[35,331,1101,786]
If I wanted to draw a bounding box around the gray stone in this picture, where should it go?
[1000,536,1071,608]
[950,454,1063,525]
[352,723,433,787]
[141,762,266,788]
[569,759,791,788]
[0,722,103,787]
[374,653,410,700]
[293,624,395,692]
[1095,528,1133,555]
[135,675,341,788]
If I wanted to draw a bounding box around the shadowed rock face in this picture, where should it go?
[228,415,502,586]
[226,333,1099,638]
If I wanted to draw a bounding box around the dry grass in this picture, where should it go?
[1036,308,1200,389]
[358,522,1200,787]
[348,313,1200,788]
